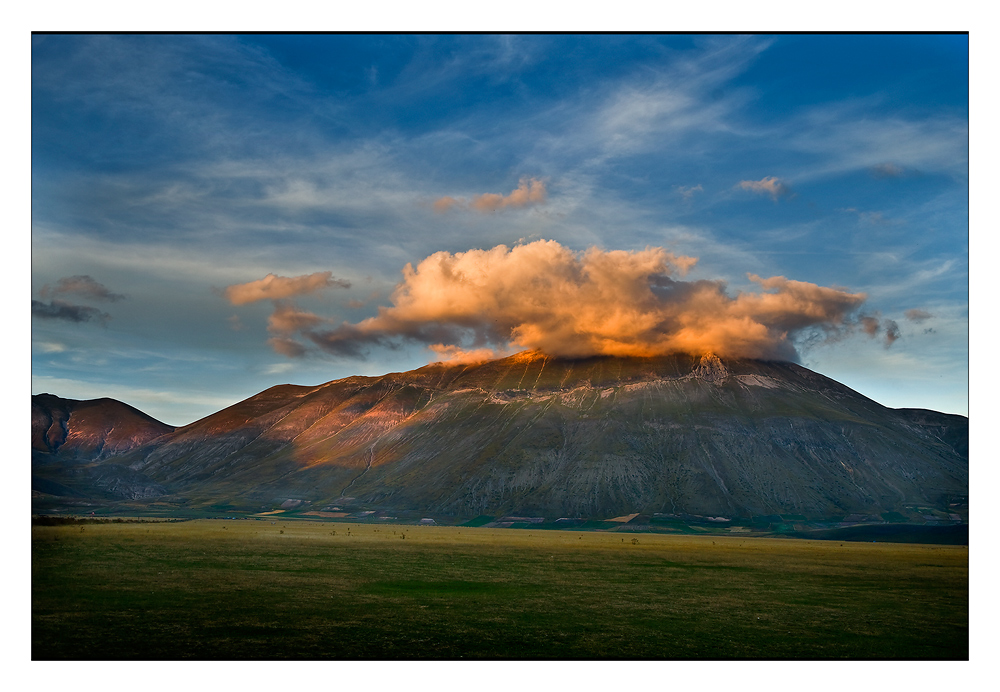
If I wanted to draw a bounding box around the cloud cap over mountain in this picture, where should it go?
[308,240,868,362]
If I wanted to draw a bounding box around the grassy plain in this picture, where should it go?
[32,519,967,659]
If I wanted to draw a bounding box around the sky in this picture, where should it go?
[30,34,969,425]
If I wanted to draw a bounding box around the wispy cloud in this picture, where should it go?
[784,106,968,182]
[841,207,893,226]
[737,176,790,200]
[39,275,125,302]
[859,313,903,348]
[870,162,905,178]
[34,341,68,353]
[677,184,703,200]
[905,308,933,322]
[585,37,769,159]
[260,362,296,376]
[434,178,547,214]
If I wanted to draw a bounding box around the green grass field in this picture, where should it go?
[32,519,967,659]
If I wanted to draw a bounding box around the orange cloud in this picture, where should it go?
[224,271,350,305]
[858,313,902,347]
[226,272,348,357]
[267,336,308,358]
[905,308,933,322]
[267,300,324,335]
[738,176,789,200]
[432,196,461,213]
[428,343,500,364]
[433,178,547,214]
[307,240,868,363]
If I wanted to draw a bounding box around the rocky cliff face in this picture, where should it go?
[32,353,968,518]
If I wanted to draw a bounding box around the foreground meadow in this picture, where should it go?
[32,519,967,659]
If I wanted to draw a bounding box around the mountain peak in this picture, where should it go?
[692,352,729,383]
[32,356,966,520]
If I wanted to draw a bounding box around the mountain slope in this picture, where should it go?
[32,393,175,499]
[86,352,968,519]
[32,393,174,459]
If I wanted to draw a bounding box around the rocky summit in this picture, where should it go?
[31,352,967,519]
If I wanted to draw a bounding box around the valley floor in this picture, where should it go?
[32,520,968,660]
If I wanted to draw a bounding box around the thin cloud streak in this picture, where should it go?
[434,178,547,214]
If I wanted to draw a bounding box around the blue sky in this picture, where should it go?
[31,34,969,425]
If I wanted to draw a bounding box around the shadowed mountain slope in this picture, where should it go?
[33,353,967,518]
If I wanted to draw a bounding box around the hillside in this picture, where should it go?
[32,393,175,499]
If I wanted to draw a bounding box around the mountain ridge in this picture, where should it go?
[32,352,968,519]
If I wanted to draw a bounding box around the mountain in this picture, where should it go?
[31,352,967,519]
[32,393,174,499]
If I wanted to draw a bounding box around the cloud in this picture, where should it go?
[884,319,901,347]
[785,108,967,182]
[841,208,891,226]
[226,273,346,357]
[261,362,296,375]
[34,341,68,353]
[267,336,308,358]
[905,308,933,322]
[224,271,350,305]
[32,299,110,324]
[434,178,547,214]
[428,344,499,365]
[267,300,324,335]
[39,275,126,302]
[307,323,393,358]
[737,176,790,200]
[303,239,869,363]
[860,315,881,337]
[859,313,902,347]
[432,196,461,213]
[677,184,703,200]
[870,162,905,178]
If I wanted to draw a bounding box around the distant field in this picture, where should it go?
[32,520,967,660]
